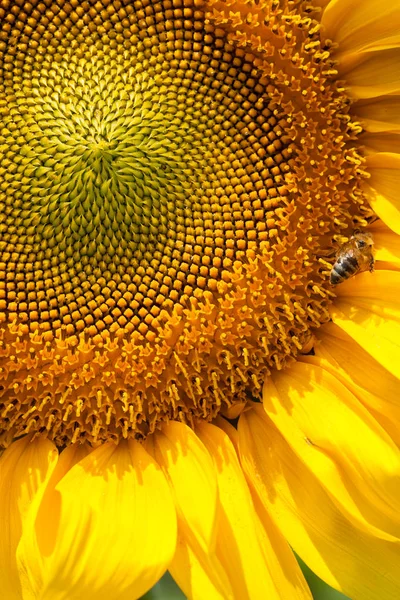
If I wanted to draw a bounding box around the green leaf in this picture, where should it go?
[141,572,186,600]
[297,556,351,600]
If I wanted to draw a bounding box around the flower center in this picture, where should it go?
[0,0,368,447]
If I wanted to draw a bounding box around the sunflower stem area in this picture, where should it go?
[140,565,350,600]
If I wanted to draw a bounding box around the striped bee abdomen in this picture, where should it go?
[330,255,359,285]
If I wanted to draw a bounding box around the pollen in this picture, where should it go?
[0,0,369,447]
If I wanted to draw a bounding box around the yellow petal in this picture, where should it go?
[361,133,400,156]
[213,415,240,455]
[263,360,400,539]
[0,435,58,600]
[365,182,400,235]
[375,260,400,272]
[16,443,93,599]
[196,422,281,600]
[339,49,400,99]
[251,490,313,600]
[353,96,400,133]
[305,343,400,444]
[220,401,247,420]
[17,441,177,600]
[151,421,218,553]
[369,219,400,265]
[214,415,312,600]
[315,322,400,444]
[354,96,400,133]
[216,417,312,598]
[364,153,400,234]
[322,0,400,57]
[146,423,234,599]
[169,536,233,600]
[330,270,400,379]
[239,405,400,600]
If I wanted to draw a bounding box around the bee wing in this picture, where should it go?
[335,240,356,261]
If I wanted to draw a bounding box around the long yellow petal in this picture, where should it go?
[16,443,92,599]
[213,413,311,598]
[263,360,400,538]
[169,536,232,600]
[339,49,400,99]
[364,152,400,233]
[147,422,234,599]
[251,489,313,600]
[216,414,312,599]
[361,133,400,156]
[17,441,177,600]
[369,219,400,265]
[353,97,400,133]
[371,216,400,271]
[239,405,400,600]
[303,349,400,445]
[330,270,400,379]
[0,435,58,600]
[314,322,400,444]
[365,181,400,235]
[150,421,218,553]
[322,0,400,55]
[213,416,240,455]
[375,261,400,272]
[196,422,281,600]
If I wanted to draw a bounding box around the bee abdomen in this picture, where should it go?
[330,256,358,285]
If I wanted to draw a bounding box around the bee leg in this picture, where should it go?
[369,256,375,272]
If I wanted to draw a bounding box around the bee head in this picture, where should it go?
[352,231,374,249]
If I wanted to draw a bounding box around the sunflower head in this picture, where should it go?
[0,0,371,447]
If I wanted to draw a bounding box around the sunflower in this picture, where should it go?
[0,0,399,598]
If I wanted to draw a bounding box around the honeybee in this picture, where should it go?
[330,231,375,285]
